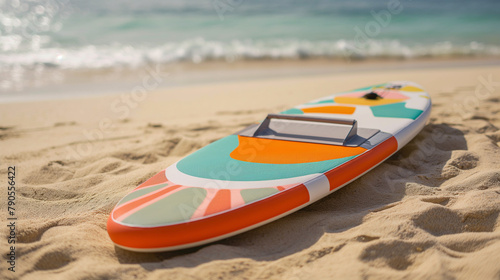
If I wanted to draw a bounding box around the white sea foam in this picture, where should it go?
[1,38,499,72]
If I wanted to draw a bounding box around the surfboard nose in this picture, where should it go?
[108,169,299,230]
[106,168,312,252]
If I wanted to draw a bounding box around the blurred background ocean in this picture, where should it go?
[1,0,500,94]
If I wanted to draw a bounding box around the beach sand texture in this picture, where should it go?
[1,64,500,279]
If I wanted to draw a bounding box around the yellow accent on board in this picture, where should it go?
[401,85,424,92]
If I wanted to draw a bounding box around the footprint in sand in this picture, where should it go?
[34,250,72,271]
[359,239,432,270]
[23,161,74,185]
[413,206,498,236]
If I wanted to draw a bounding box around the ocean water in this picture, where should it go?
[1,0,500,92]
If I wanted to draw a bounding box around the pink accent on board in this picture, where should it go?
[116,182,173,210]
[114,186,188,222]
[135,170,169,190]
[230,190,245,209]
[191,188,219,219]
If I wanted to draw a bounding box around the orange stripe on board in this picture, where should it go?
[190,188,219,219]
[302,105,356,115]
[115,187,189,223]
[325,136,398,191]
[136,171,168,190]
[203,189,231,217]
[231,136,367,164]
[112,185,182,221]
[107,184,310,250]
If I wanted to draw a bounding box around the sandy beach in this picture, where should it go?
[1,60,500,279]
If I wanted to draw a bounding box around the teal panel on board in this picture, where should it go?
[280,108,304,114]
[306,99,335,105]
[177,135,356,181]
[370,102,423,120]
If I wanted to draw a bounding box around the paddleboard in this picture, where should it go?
[107,81,431,252]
